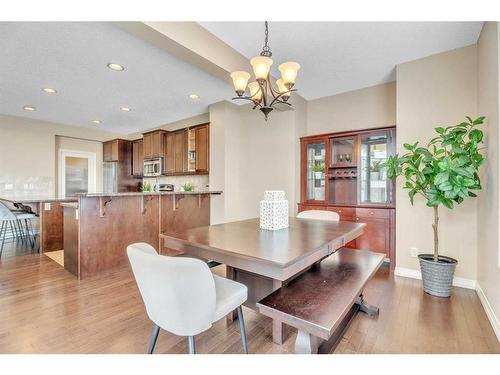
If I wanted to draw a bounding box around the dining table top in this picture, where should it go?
[160,217,366,280]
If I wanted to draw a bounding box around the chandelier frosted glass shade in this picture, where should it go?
[230,71,251,96]
[248,82,263,102]
[250,56,273,81]
[276,79,290,100]
[278,62,301,88]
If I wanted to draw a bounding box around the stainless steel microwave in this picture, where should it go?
[143,158,163,177]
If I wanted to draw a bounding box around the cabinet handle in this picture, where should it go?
[356,217,359,221]
[370,211,374,215]
[339,210,342,213]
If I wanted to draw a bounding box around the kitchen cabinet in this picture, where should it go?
[103,140,119,162]
[195,124,209,172]
[132,139,143,176]
[142,130,166,159]
[165,132,175,174]
[174,130,187,173]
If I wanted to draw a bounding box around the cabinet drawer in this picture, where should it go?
[356,207,390,219]
[328,206,356,218]
[298,204,328,212]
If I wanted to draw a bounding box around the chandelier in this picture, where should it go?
[230,22,300,120]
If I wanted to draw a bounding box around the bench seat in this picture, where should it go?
[257,248,385,353]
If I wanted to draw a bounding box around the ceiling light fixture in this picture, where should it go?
[107,63,124,71]
[230,21,300,121]
[92,120,102,124]
[23,105,36,111]
[42,87,57,94]
[120,107,131,112]
[189,94,200,100]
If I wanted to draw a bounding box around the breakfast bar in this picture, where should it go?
[63,191,222,278]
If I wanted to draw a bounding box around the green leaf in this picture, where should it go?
[434,172,449,185]
[435,127,445,134]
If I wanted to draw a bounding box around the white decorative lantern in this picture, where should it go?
[260,190,289,231]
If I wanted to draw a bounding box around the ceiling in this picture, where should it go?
[199,22,483,100]
[0,22,484,135]
[0,22,234,134]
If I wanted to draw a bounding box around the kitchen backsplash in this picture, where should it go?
[0,175,53,197]
[143,175,209,191]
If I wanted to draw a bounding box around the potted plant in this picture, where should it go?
[180,182,194,192]
[369,160,382,181]
[383,116,485,297]
[313,162,325,180]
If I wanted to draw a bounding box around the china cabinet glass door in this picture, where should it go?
[306,142,326,201]
[359,130,394,204]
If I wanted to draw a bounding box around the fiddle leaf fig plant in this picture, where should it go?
[382,116,485,261]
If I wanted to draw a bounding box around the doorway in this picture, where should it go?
[58,149,97,198]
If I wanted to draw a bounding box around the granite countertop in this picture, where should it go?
[77,190,223,198]
[60,202,79,209]
[0,196,79,204]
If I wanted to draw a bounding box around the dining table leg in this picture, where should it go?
[271,279,284,344]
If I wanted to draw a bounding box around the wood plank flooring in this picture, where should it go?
[0,254,498,354]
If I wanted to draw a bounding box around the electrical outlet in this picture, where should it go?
[410,247,419,258]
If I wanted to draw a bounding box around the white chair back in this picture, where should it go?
[127,243,217,337]
[297,210,339,221]
[0,202,16,221]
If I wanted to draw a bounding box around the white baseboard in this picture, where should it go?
[476,283,500,343]
[394,266,476,290]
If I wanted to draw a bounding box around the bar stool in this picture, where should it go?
[0,202,37,258]
[127,242,249,354]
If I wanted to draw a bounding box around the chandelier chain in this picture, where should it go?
[261,21,272,57]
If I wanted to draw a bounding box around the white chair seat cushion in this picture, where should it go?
[212,275,248,322]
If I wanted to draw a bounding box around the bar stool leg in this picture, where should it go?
[0,221,6,258]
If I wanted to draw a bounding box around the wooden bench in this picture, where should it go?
[256,248,385,354]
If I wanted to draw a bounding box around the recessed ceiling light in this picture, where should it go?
[42,87,57,94]
[120,107,131,112]
[189,94,200,100]
[23,105,36,111]
[107,63,125,71]
[92,120,101,124]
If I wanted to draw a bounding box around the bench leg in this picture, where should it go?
[272,320,284,345]
[295,330,319,354]
[356,294,379,317]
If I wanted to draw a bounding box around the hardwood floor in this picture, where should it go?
[0,254,498,354]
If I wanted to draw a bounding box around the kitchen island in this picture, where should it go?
[64,191,222,278]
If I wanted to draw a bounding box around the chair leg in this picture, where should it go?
[0,221,6,258]
[188,336,196,354]
[24,219,34,249]
[237,306,248,354]
[147,324,161,354]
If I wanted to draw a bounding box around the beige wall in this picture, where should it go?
[396,45,478,279]
[307,82,396,135]
[0,114,120,197]
[477,22,500,334]
[209,99,307,224]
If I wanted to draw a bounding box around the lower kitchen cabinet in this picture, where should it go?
[298,203,395,267]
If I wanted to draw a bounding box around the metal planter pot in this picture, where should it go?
[418,254,458,298]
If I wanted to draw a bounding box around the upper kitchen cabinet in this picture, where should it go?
[142,129,167,159]
[103,139,130,162]
[195,124,209,173]
[165,130,187,174]
[132,139,144,177]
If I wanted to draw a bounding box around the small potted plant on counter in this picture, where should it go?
[383,116,485,297]
[180,182,194,192]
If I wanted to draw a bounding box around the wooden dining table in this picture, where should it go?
[160,217,366,345]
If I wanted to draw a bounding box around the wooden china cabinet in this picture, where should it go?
[299,126,397,269]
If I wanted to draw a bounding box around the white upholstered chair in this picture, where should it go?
[127,242,248,354]
[296,210,340,221]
